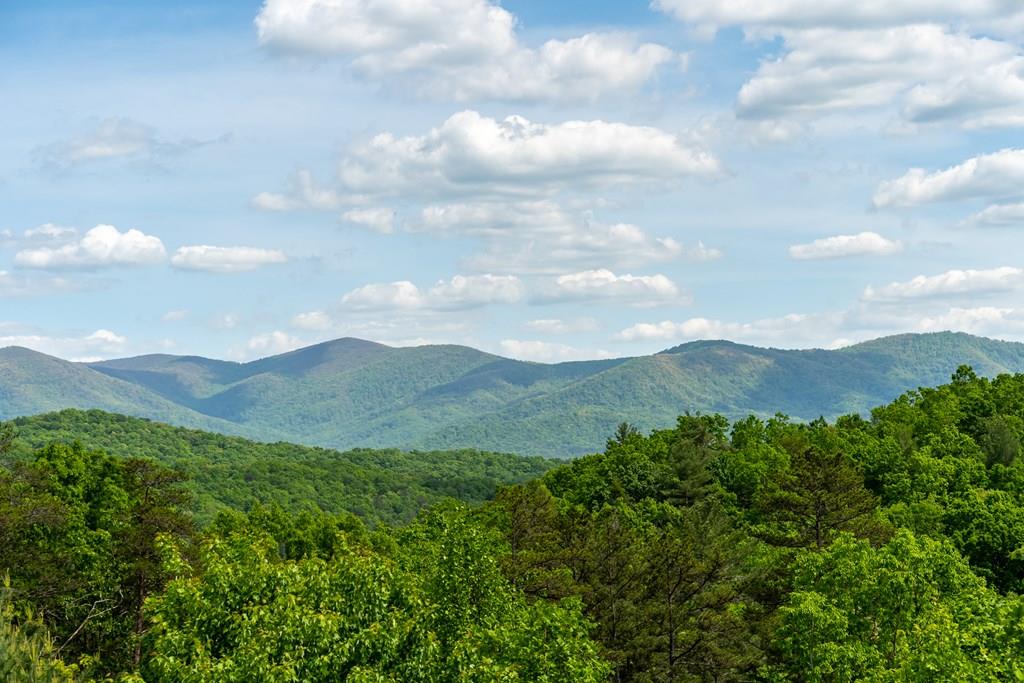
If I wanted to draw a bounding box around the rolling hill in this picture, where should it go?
[6,409,554,525]
[3,331,1024,456]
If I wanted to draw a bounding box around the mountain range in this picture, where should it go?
[3,331,1024,456]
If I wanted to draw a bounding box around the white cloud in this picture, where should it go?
[686,241,724,262]
[170,246,288,273]
[15,225,166,269]
[731,27,1024,128]
[963,202,1024,227]
[789,232,902,260]
[653,0,1022,31]
[255,0,676,102]
[211,313,242,330]
[0,328,128,361]
[252,170,344,212]
[343,207,395,233]
[335,111,721,200]
[243,330,304,359]
[416,200,569,236]
[874,149,1024,207]
[417,200,715,273]
[542,269,684,306]
[615,301,1024,350]
[32,117,216,171]
[23,223,77,241]
[333,112,720,200]
[862,266,1024,302]
[251,192,298,212]
[615,313,841,347]
[902,53,1024,126]
[0,271,82,297]
[498,339,613,363]
[525,318,599,335]
[917,306,1024,335]
[341,273,523,311]
[255,114,722,279]
[656,0,1024,131]
[477,224,709,273]
[291,310,333,331]
[965,114,1024,129]
[342,281,423,310]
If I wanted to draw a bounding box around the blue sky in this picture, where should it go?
[3,0,1024,362]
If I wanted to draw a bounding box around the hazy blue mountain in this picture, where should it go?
[4,332,1024,456]
[0,346,274,439]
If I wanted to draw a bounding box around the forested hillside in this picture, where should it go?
[5,331,1024,456]
[3,367,1024,681]
[7,409,554,525]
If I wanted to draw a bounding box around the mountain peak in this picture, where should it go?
[5,331,1024,456]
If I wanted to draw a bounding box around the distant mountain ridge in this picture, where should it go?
[3,331,1024,456]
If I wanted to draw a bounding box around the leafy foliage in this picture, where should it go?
[0,580,79,683]
[4,365,1024,681]
[9,409,554,525]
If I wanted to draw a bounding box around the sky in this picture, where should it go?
[3,0,1024,362]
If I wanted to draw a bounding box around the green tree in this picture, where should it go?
[753,447,889,549]
[145,510,609,682]
[0,579,79,683]
[771,531,1024,681]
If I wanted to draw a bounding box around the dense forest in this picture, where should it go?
[3,365,1024,681]
[7,410,555,526]
[9,332,1024,457]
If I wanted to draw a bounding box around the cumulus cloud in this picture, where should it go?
[613,265,1024,350]
[15,225,166,269]
[616,302,1024,350]
[255,113,721,273]
[963,202,1024,227]
[862,266,1024,302]
[256,113,719,215]
[291,310,333,331]
[615,313,842,347]
[0,328,128,361]
[874,149,1024,208]
[32,117,219,172]
[541,269,685,306]
[917,306,1024,335]
[341,274,524,311]
[498,339,613,363]
[343,208,395,233]
[789,232,902,260]
[335,111,721,200]
[653,0,1021,32]
[255,0,676,102]
[656,0,1024,130]
[525,318,600,335]
[417,200,716,273]
[170,246,288,273]
[735,27,1024,128]
[243,330,305,359]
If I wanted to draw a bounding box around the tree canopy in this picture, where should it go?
[3,366,1024,681]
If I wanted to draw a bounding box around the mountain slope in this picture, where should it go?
[0,346,275,439]
[5,332,1024,456]
[8,409,554,525]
